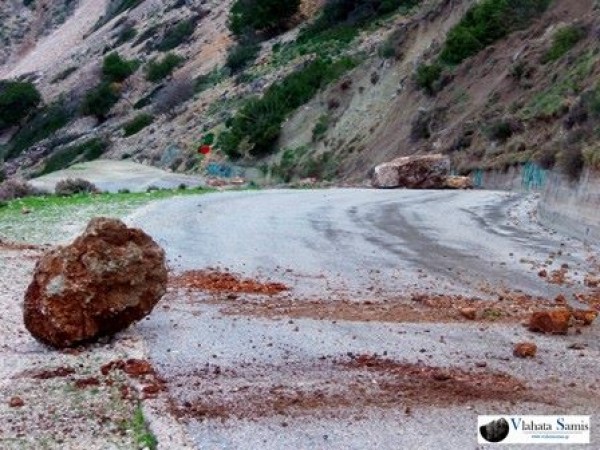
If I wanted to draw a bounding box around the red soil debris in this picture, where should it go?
[209,292,558,324]
[29,367,76,380]
[169,355,534,421]
[170,270,289,295]
[74,377,101,389]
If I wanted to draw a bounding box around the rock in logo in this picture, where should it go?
[480,418,510,443]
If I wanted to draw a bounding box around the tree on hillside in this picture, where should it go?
[229,0,301,38]
[0,81,42,130]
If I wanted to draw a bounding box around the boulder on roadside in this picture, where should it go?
[528,309,572,334]
[372,154,451,189]
[23,217,168,348]
[513,342,537,358]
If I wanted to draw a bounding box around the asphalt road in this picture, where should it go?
[129,189,585,298]
[129,189,600,449]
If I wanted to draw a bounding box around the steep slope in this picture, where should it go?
[1,0,599,186]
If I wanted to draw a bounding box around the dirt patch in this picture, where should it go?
[168,354,538,422]
[170,270,289,296]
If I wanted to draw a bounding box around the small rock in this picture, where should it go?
[554,294,567,304]
[513,342,537,358]
[528,309,572,334]
[9,396,24,408]
[538,269,548,278]
[567,343,586,350]
[459,307,477,320]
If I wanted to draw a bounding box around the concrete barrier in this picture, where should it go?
[538,169,600,244]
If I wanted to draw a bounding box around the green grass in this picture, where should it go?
[0,186,213,244]
[542,25,586,63]
[522,50,596,119]
[129,405,157,450]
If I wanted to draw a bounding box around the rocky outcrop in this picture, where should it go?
[23,218,167,348]
[372,154,451,189]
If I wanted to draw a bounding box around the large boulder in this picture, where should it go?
[23,218,168,348]
[372,154,451,189]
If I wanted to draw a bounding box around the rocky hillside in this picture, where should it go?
[1,0,599,184]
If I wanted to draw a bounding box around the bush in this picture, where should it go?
[145,53,185,82]
[157,19,196,51]
[0,81,42,130]
[219,57,357,158]
[55,178,100,196]
[0,178,40,201]
[41,138,108,174]
[102,52,138,82]
[81,82,121,121]
[226,41,261,74]
[123,113,153,136]
[230,0,301,38]
[415,63,442,95]
[583,144,600,171]
[536,146,557,170]
[558,145,584,181]
[96,0,144,29]
[312,115,330,141]
[542,25,586,63]
[439,0,551,65]
[5,99,73,159]
[195,67,229,93]
[115,23,138,46]
[485,119,522,143]
[153,77,195,115]
[299,0,419,42]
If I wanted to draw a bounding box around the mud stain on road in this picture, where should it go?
[168,355,543,422]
